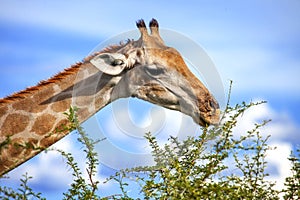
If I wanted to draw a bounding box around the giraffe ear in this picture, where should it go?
[90,53,126,75]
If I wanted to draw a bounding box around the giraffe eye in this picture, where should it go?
[146,65,164,76]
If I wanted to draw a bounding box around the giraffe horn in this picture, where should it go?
[149,18,165,45]
[149,18,159,35]
[136,19,149,38]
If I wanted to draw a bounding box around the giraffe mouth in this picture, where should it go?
[196,113,217,126]
[198,117,208,127]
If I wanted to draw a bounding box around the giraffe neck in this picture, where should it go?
[0,61,120,175]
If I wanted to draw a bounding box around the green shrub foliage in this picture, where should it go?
[0,97,299,199]
[108,101,281,200]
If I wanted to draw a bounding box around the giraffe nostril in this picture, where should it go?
[209,100,215,109]
[209,99,219,111]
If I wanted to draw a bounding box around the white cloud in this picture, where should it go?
[265,143,293,191]
[232,101,300,143]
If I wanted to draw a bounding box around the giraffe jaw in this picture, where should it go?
[132,83,220,127]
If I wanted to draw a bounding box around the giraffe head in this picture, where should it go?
[90,19,220,126]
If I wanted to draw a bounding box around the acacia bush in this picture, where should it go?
[108,101,281,200]
[0,96,299,199]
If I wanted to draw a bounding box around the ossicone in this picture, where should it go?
[136,18,164,46]
[149,18,159,28]
[136,19,146,28]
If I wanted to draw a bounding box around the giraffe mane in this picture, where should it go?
[83,39,133,62]
[0,63,82,104]
[0,40,132,105]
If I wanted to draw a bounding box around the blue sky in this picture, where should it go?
[0,0,299,199]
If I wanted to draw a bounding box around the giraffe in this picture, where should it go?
[0,19,220,176]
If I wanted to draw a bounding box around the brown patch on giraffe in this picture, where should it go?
[0,106,8,116]
[0,138,24,167]
[0,137,39,174]
[0,147,21,173]
[31,114,56,136]
[1,113,30,136]
[40,135,59,148]
[95,95,107,110]
[0,157,13,175]
[10,138,24,156]
[26,138,39,150]
[33,86,56,103]
[77,107,91,122]
[51,99,72,113]
[54,118,70,133]
[12,98,47,113]
[136,49,142,57]
[39,128,67,148]
[11,137,39,152]
[40,136,55,148]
